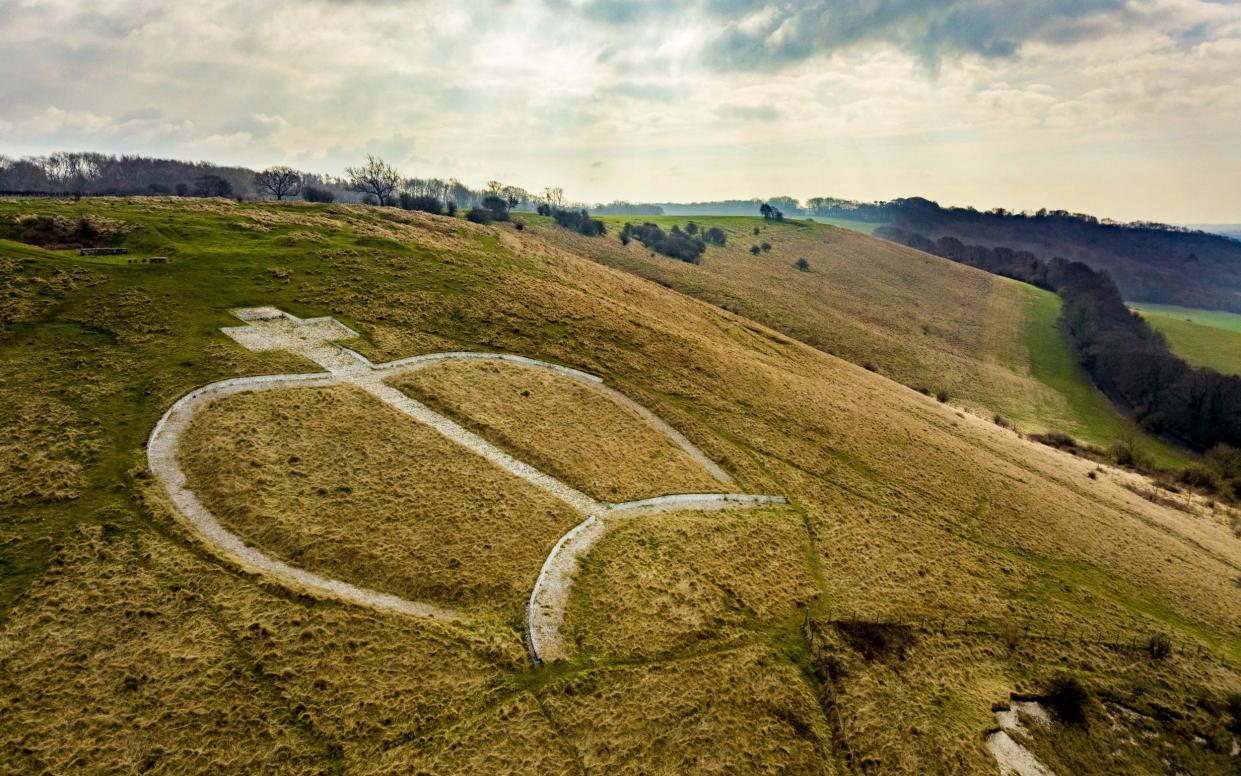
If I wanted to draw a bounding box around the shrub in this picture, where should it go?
[1030,430,1079,450]
[794,257,810,271]
[445,201,457,216]
[936,389,950,403]
[481,194,509,221]
[621,222,705,264]
[398,192,443,214]
[549,207,604,236]
[465,207,494,224]
[761,241,772,252]
[1111,436,1152,469]
[753,226,760,236]
[1146,632,1172,661]
[302,185,335,203]
[702,226,726,246]
[513,218,526,231]
[993,414,1013,429]
[1045,675,1089,726]
[620,232,630,246]
[750,245,761,255]
[1177,464,1218,490]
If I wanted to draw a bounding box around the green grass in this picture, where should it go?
[803,216,887,235]
[1019,285,1192,467]
[1129,303,1241,333]
[1130,303,1241,375]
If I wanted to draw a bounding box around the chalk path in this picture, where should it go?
[146,307,787,662]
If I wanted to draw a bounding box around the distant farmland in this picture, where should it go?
[1131,303,1241,375]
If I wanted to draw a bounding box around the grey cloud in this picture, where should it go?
[696,0,1134,71]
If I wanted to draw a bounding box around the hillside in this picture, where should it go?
[1,198,1239,773]
[1131,304,1241,376]
[535,214,1189,465]
[883,199,1241,313]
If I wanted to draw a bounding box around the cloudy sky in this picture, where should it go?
[2,0,1239,221]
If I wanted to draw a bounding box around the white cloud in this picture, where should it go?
[0,0,1238,220]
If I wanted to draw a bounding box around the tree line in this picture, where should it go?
[0,152,565,215]
[878,226,1241,452]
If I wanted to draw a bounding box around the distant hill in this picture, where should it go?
[880,198,1241,313]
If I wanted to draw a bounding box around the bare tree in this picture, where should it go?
[542,186,565,207]
[254,166,303,200]
[346,155,402,206]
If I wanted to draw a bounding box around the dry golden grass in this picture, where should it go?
[539,644,836,774]
[179,383,581,621]
[389,359,731,502]
[0,526,333,774]
[360,695,578,775]
[564,507,819,659]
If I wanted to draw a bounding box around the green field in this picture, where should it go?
[804,215,888,234]
[1018,285,1192,466]
[1130,303,1241,375]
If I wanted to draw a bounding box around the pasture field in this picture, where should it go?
[0,197,1238,773]
[543,214,1190,465]
[1131,302,1241,375]
[388,358,731,502]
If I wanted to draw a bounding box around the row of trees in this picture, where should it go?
[879,226,1241,451]
[0,152,569,216]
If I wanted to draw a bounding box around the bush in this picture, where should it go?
[398,192,443,214]
[753,226,760,236]
[513,218,526,231]
[1111,436,1152,468]
[750,245,761,255]
[794,257,810,271]
[446,201,457,216]
[302,185,335,203]
[993,414,1014,429]
[1045,675,1089,726]
[465,207,494,224]
[621,222,705,264]
[936,389,950,403]
[1176,464,1217,490]
[761,241,772,252]
[1146,632,1172,661]
[1030,430,1079,450]
[549,207,604,236]
[481,194,510,221]
[702,226,726,246]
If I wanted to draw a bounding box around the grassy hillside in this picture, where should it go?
[1,198,1238,773]
[1131,304,1241,376]
[537,214,1189,466]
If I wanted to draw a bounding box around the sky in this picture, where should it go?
[2,0,1240,222]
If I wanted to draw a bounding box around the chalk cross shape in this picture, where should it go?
[148,307,787,662]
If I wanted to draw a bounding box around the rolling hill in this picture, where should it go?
[1,198,1238,774]
[1131,303,1241,376]
[536,214,1190,466]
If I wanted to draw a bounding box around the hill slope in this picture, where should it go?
[1132,303,1241,376]
[536,214,1188,465]
[1,198,1238,773]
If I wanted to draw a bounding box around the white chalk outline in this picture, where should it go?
[146,307,788,662]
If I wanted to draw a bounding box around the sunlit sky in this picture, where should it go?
[2,0,1240,222]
